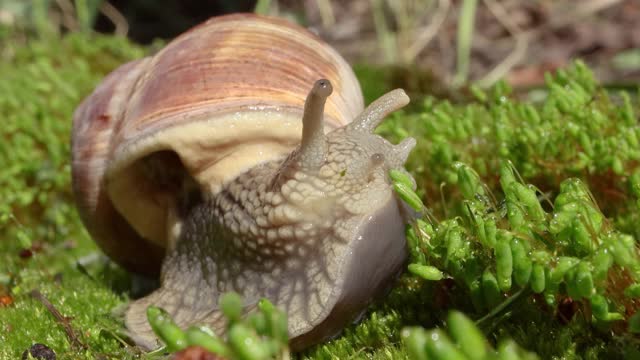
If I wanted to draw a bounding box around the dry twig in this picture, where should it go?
[54,0,79,31]
[30,289,86,350]
[100,1,129,37]
[406,0,451,63]
[476,0,529,87]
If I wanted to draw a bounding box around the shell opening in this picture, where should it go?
[107,150,193,248]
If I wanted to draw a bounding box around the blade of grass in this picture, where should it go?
[452,0,477,87]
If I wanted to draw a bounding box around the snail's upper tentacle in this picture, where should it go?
[348,89,410,133]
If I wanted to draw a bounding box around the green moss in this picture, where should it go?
[0,33,145,359]
[1,265,133,359]
[307,62,640,359]
[1,30,639,359]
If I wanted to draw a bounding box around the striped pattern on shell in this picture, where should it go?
[71,13,364,274]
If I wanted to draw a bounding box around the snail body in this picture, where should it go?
[72,13,415,350]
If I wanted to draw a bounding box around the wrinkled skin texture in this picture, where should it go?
[124,83,416,350]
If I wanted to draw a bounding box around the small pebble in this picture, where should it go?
[0,294,13,306]
[172,346,226,360]
[21,343,56,360]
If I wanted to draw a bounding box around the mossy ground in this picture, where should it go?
[1,32,639,359]
[0,33,146,359]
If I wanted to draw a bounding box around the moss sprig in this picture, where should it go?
[403,311,538,360]
[393,159,640,353]
[146,293,289,359]
[398,163,640,322]
[379,61,640,238]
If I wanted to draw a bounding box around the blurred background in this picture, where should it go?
[1,0,639,91]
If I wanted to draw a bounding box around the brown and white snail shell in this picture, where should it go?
[72,13,416,350]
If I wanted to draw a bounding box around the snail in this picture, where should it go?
[71,13,416,350]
